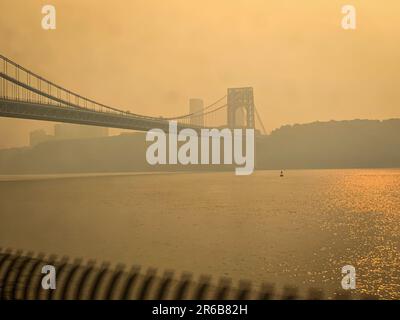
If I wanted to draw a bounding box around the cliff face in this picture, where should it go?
[1,119,400,174]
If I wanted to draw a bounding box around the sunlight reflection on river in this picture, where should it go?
[0,169,399,299]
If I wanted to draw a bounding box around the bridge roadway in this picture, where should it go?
[0,98,203,132]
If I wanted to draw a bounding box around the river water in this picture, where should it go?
[0,169,399,299]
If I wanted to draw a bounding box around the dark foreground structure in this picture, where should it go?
[0,249,372,300]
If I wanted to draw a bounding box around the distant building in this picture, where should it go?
[30,124,109,147]
[54,124,108,140]
[29,130,54,147]
[189,99,204,127]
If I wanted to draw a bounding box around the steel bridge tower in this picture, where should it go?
[227,87,255,129]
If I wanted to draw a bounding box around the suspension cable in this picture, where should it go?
[165,95,227,120]
[0,53,228,123]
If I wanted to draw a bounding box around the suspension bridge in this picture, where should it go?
[0,54,266,134]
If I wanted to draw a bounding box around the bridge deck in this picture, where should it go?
[0,99,201,132]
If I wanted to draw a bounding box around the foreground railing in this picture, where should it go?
[0,248,372,300]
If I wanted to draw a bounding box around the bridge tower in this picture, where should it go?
[227,87,255,129]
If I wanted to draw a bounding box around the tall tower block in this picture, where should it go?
[189,98,204,127]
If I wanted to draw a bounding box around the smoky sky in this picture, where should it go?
[1,0,400,148]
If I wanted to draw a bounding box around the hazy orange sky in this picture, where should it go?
[1,0,400,148]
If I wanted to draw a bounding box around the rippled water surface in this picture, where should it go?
[0,169,399,299]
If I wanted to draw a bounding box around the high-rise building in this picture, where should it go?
[189,99,204,127]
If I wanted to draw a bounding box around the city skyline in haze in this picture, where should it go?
[1,0,400,148]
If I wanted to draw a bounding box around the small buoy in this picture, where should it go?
[280,170,284,177]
